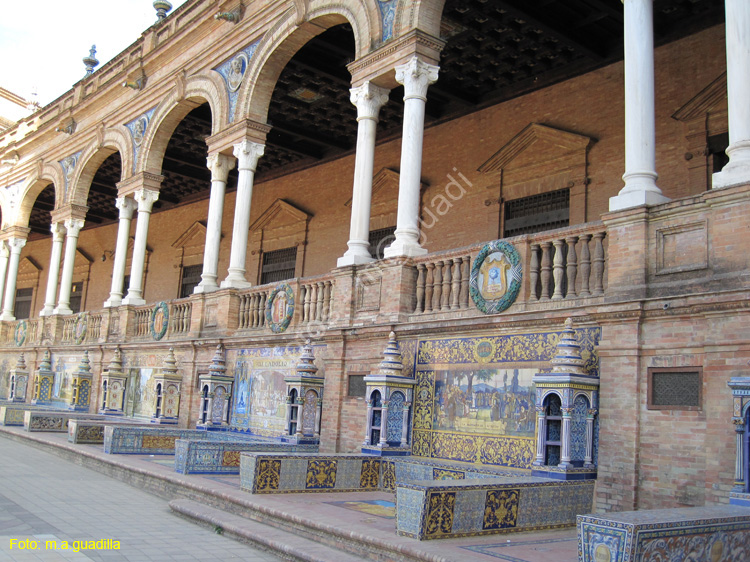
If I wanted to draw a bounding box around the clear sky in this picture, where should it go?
[1,0,190,106]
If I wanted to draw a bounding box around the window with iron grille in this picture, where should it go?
[261,246,298,285]
[369,226,396,260]
[14,288,33,320]
[503,188,570,238]
[69,282,83,314]
[180,264,203,298]
[347,374,367,398]
[648,368,702,410]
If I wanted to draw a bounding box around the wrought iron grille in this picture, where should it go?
[261,246,298,285]
[503,188,570,238]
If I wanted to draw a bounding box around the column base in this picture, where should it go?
[337,253,376,267]
[0,313,16,321]
[713,163,750,189]
[220,276,251,289]
[193,281,219,294]
[52,305,73,316]
[609,188,670,211]
[103,296,123,308]
[383,238,427,258]
[39,306,55,317]
[121,295,145,306]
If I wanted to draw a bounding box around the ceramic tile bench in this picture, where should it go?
[0,404,65,426]
[103,426,211,454]
[578,505,750,562]
[174,439,318,474]
[23,410,104,432]
[397,477,595,540]
[67,418,151,444]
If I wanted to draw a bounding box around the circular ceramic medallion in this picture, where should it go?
[469,240,522,314]
[150,301,169,340]
[14,320,27,347]
[594,544,611,562]
[265,283,295,334]
[74,313,88,345]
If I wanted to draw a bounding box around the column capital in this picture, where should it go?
[50,222,66,242]
[134,188,160,213]
[395,57,439,101]
[0,242,8,259]
[233,141,264,172]
[63,218,85,236]
[7,237,27,253]
[350,82,390,121]
[115,196,138,219]
[207,152,236,182]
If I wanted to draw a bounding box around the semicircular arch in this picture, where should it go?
[71,126,132,208]
[139,72,227,174]
[237,2,375,124]
[8,163,65,230]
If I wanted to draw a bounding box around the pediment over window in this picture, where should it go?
[478,123,595,177]
[17,256,42,284]
[172,221,207,258]
[672,72,727,122]
[250,199,311,233]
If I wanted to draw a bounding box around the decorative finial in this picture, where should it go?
[83,45,99,76]
[153,0,172,21]
[76,350,92,375]
[377,332,404,376]
[15,353,27,371]
[550,318,586,375]
[162,347,178,375]
[208,344,227,377]
[39,350,52,372]
[295,339,319,378]
[214,7,242,23]
[106,348,124,375]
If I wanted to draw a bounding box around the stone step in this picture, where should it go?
[170,498,362,562]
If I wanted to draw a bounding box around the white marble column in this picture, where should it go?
[338,82,390,267]
[122,189,159,306]
[734,419,746,491]
[385,57,439,258]
[609,0,669,211]
[0,238,27,321]
[53,219,84,316]
[714,0,750,188]
[40,223,66,316]
[559,408,573,469]
[221,141,264,289]
[196,153,235,293]
[400,402,411,447]
[0,242,11,311]
[104,197,137,308]
[584,409,597,468]
[315,398,323,438]
[378,401,390,447]
[363,399,374,446]
[534,409,547,466]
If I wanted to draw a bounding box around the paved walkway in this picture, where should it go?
[0,427,581,562]
[0,438,283,562]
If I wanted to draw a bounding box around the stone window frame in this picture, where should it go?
[647,367,703,411]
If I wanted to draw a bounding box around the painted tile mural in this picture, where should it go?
[411,329,600,469]
[229,345,325,436]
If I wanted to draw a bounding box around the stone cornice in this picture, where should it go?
[206,119,272,152]
[50,204,89,223]
[116,171,165,197]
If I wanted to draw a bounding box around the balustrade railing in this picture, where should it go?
[170,301,192,335]
[528,227,607,302]
[413,254,472,314]
[87,313,103,341]
[133,307,151,338]
[300,279,333,324]
[61,316,77,343]
[411,223,608,315]
[238,287,270,330]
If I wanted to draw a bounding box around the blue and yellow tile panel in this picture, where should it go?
[174,439,317,474]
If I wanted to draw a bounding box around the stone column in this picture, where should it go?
[559,407,573,469]
[122,189,159,306]
[53,219,84,316]
[734,418,746,492]
[338,82,390,267]
[40,223,65,316]
[714,0,750,188]
[384,57,439,258]
[104,197,137,308]
[534,408,547,466]
[295,397,304,438]
[221,141,264,289]
[0,242,9,304]
[363,399,374,446]
[400,402,411,447]
[378,400,390,447]
[285,395,293,434]
[584,409,597,468]
[315,398,323,438]
[609,0,669,211]
[1,238,27,321]
[196,153,235,293]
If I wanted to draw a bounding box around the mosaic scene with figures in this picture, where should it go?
[1,0,750,560]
